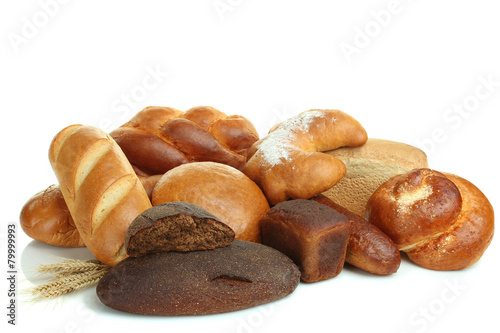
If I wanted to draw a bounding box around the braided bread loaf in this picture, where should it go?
[109,106,259,176]
[366,168,494,270]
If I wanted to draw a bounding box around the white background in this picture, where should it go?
[1,1,499,332]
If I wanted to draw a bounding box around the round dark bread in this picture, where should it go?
[125,201,235,256]
[96,240,301,315]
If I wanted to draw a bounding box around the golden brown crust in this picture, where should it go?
[20,185,85,248]
[405,173,494,270]
[110,127,190,175]
[242,109,367,205]
[366,168,494,271]
[152,162,270,243]
[49,125,152,266]
[110,106,259,176]
[366,169,462,248]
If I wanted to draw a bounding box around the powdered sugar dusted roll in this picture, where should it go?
[242,109,367,205]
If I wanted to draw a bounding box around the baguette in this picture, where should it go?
[49,125,152,266]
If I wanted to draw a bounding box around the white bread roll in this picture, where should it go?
[322,139,428,217]
[49,125,152,266]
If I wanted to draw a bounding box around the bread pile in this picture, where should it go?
[97,202,300,315]
[20,105,495,314]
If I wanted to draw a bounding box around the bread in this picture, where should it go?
[96,240,301,315]
[365,168,494,270]
[109,106,259,176]
[242,109,367,205]
[322,138,428,217]
[49,124,152,266]
[260,199,351,282]
[152,162,270,243]
[20,185,85,248]
[137,174,162,200]
[125,202,235,256]
[311,194,400,275]
[19,175,161,248]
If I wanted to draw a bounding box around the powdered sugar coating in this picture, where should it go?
[257,111,327,166]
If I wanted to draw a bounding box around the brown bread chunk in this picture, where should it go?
[96,240,301,315]
[260,199,351,282]
[312,195,400,275]
[125,202,235,256]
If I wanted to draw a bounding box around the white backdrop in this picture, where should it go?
[1,1,499,333]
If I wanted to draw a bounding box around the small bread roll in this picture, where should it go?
[20,185,85,248]
[152,162,270,243]
[322,139,428,217]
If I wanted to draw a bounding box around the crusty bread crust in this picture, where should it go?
[49,125,152,266]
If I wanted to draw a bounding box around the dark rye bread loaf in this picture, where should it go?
[96,240,300,315]
[260,199,351,282]
[125,202,235,256]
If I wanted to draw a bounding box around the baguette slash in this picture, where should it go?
[49,125,152,266]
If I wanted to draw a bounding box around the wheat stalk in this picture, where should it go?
[26,259,111,301]
[37,259,106,275]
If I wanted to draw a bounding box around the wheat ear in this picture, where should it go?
[26,259,110,301]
